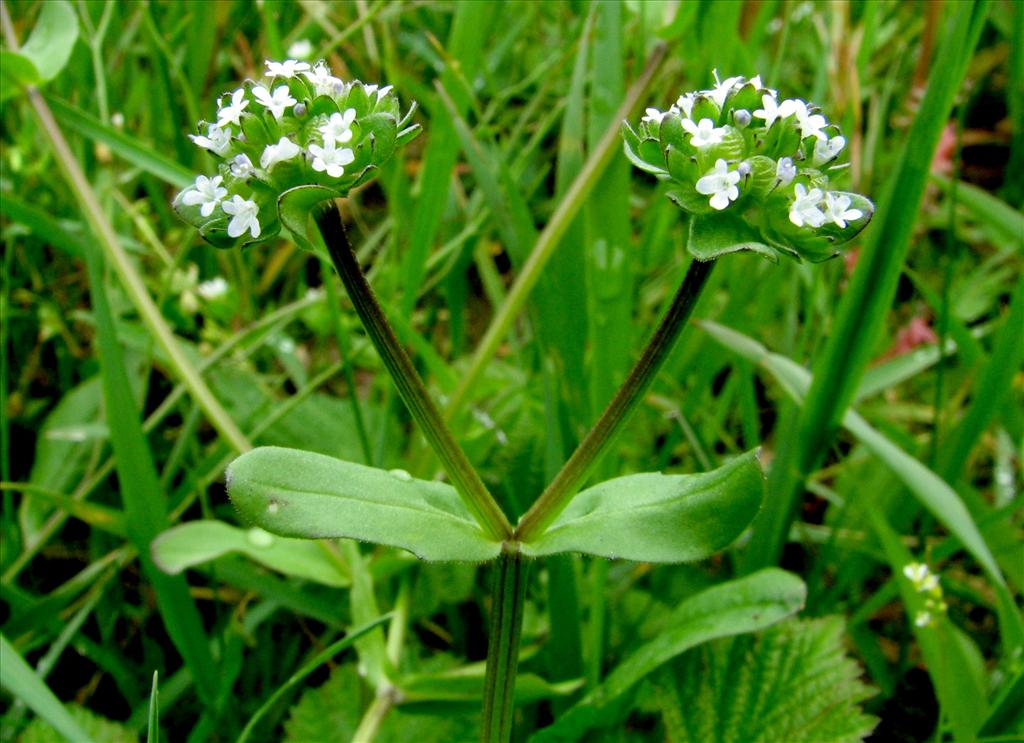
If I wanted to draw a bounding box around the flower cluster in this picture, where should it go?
[624,71,873,262]
[902,562,948,628]
[175,60,419,248]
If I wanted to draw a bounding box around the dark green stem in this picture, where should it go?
[482,551,530,743]
[515,258,716,542]
[315,202,513,542]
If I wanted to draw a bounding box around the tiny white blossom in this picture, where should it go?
[197,276,229,300]
[287,39,314,60]
[736,160,752,177]
[822,192,863,228]
[903,563,929,584]
[308,142,355,178]
[675,92,696,118]
[361,83,393,100]
[319,109,357,145]
[813,135,846,166]
[216,88,249,127]
[792,100,828,140]
[682,117,727,148]
[789,183,826,228]
[695,158,741,210]
[189,124,232,156]
[707,69,744,108]
[222,195,261,239]
[914,611,933,628]
[304,61,344,97]
[260,137,302,170]
[230,153,255,178]
[753,93,785,128]
[776,157,796,185]
[252,85,297,120]
[265,59,311,78]
[181,175,227,217]
[642,107,670,124]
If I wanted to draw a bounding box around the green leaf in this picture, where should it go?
[277,184,342,252]
[519,450,764,563]
[0,634,95,743]
[226,446,503,562]
[530,569,806,742]
[687,211,778,262]
[147,671,159,743]
[18,705,137,743]
[18,0,78,81]
[663,617,876,742]
[151,520,351,587]
[401,662,583,704]
[0,50,40,101]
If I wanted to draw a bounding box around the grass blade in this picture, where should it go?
[147,671,159,743]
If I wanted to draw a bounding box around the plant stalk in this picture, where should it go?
[516,258,716,542]
[482,550,530,743]
[315,202,513,542]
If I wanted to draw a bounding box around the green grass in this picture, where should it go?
[1,1,1021,741]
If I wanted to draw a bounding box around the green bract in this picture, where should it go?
[623,71,874,263]
[173,59,420,250]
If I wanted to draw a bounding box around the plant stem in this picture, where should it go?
[482,550,530,743]
[315,202,513,542]
[352,687,396,743]
[516,258,716,542]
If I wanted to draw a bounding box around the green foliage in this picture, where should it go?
[520,450,764,562]
[662,617,876,742]
[17,705,137,743]
[0,0,78,100]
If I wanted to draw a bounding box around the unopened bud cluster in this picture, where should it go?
[624,71,873,262]
[174,59,419,248]
[902,562,948,628]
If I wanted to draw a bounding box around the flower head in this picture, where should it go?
[189,124,232,156]
[287,39,314,60]
[260,137,302,170]
[683,117,727,148]
[753,93,798,129]
[252,85,297,120]
[642,107,672,125]
[181,175,227,216]
[222,195,261,239]
[696,159,741,210]
[197,276,229,300]
[319,109,357,145]
[789,183,826,228]
[216,89,249,128]
[813,136,846,166]
[822,192,863,228]
[304,61,344,97]
[708,69,744,108]
[309,142,355,178]
[265,59,311,78]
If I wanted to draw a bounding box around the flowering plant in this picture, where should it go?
[623,71,873,262]
[173,59,419,249]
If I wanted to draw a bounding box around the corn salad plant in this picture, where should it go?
[2,2,1022,742]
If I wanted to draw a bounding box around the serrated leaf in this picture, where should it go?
[226,447,502,562]
[665,617,876,742]
[688,211,778,262]
[530,569,806,742]
[151,520,350,587]
[519,450,764,562]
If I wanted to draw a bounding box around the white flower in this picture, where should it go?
[319,109,357,145]
[181,174,227,216]
[707,69,744,108]
[287,39,313,60]
[813,135,846,166]
[695,158,741,210]
[308,142,355,178]
[753,93,786,129]
[776,157,796,185]
[221,195,261,239]
[675,92,696,118]
[252,85,297,120]
[304,61,344,97]
[197,276,229,300]
[260,136,302,170]
[682,117,727,148]
[265,59,311,78]
[216,88,249,127]
[822,192,863,228]
[189,124,232,155]
[793,101,829,140]
[230,153,255,178]
[362,83,393,100]
[914,611,933,628]
[789,183,826,227]
[642,107,670,124]
[903,562,929,584]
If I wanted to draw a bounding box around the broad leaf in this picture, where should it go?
[18,0,79,82]
[151,520,351,587]
[531,569,806,742]
[687,211,778,262]
[227,447,502,562]
[520,450,764,562]
[662,617,876,742]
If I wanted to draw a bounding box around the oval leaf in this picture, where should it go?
[687,211,778,262]
[151,520,351,587]
[226,447,502,562]
[520,450,765,562]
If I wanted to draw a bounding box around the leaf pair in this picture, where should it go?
[226,446,765,563]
